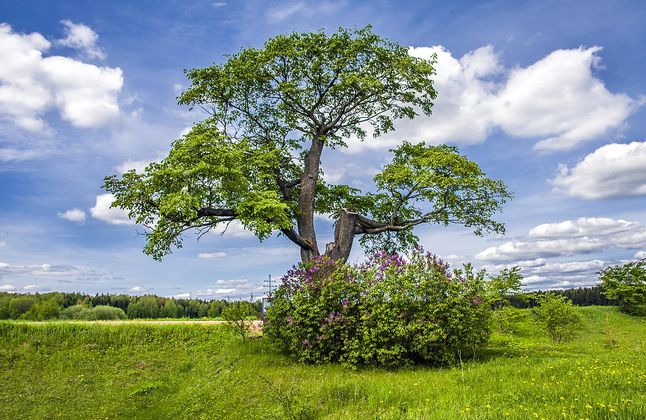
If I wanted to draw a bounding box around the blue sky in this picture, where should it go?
[1,0,645,299]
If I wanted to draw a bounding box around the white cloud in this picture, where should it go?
[90,193,134,225]
[198,252,227,259]
[114,158,157,174]
[0,23,123,132]
[174,292,191,299]
[266,1,344,23]
[23,284,39,290]
[552,141,646,199]
[213,220,254,238]
[128,286,146,293]
[477,217,646,263]
[0,284,15,291]
[57,20,106,60]
[476,238,606,262]
[0,148,44,162]
[635,251,646,259]
[57,208,86,223]
[346,45,635,153]
[529,217,637,239]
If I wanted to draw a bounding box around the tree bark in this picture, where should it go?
[297,135,324,261]
[324,209,356,263]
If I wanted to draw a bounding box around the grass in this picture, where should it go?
[0,306,644,419]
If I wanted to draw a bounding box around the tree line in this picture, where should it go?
[509,285,613,309]
[0,292,262,321]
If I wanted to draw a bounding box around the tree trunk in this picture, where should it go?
[297,135,324,262]
[324,209,356,263]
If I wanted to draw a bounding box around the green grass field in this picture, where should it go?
[1,306,644,419]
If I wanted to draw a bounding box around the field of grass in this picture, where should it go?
[1,306,644,419]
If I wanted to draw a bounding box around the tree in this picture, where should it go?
[104,27,511,264]
[532,294,581,342]
[600,258,646,315]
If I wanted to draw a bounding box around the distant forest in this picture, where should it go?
[0,292,262,320]
[0,285,611,321]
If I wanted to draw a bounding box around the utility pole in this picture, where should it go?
[262,274,274,315]
[263,274,274,299]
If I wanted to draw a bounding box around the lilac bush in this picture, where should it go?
[264,249,492,367]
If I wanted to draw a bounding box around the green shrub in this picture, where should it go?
[7,296,37,318]
[60,304,127,320]
[60,304,93,320]
[533,294,582,342]
[265,250,492,367]
[91,305,128,320]
[221,301,257,343]
[599,258,646,315]
[22,299,62,320]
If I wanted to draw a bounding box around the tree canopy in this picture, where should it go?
[104,26,512,263]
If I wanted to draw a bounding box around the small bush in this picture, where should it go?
[60,304,127,320]
[91,305,128,320]
[60,304,93,320]
[265,249,491,367]
[533,294,581,342]
[222,301,257,343]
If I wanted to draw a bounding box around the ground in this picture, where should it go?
[0,306,644,419]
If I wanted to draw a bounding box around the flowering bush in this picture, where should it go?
[264,249,492,367]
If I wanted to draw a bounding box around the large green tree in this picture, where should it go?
[104,27,511,264]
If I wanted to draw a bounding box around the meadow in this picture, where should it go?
[0,306,644,419]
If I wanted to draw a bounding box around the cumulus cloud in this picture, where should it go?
[23,284,39,291]
[552,141,646,199]
[529,217,637,239]
[477,217,646,263]
[476,238,606,262]
[57,208,86,223]
[57,20,106,60]
[198,252,227,259]
[0,284,16,291]
[90,194,134,225]
[0,22,122,132]
[482,258,608,290]
[635,251,646,259]
[347,45,635,153]
[128,286,146,293]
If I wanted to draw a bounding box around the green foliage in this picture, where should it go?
[60,304,127,320]
[7,296,36,318]
[22,299,62,320]
[361,142,512,254]
[221,301,257,343]
[488,267,523,307]
[264,257,362,363]
[265,250,491,367]
[532,294,582,342]
[487,266,525,333]
[102,26,511,264]
[127,296,162,319]
[600,258,646,315]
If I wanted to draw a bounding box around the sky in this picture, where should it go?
[1,0,645,299]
